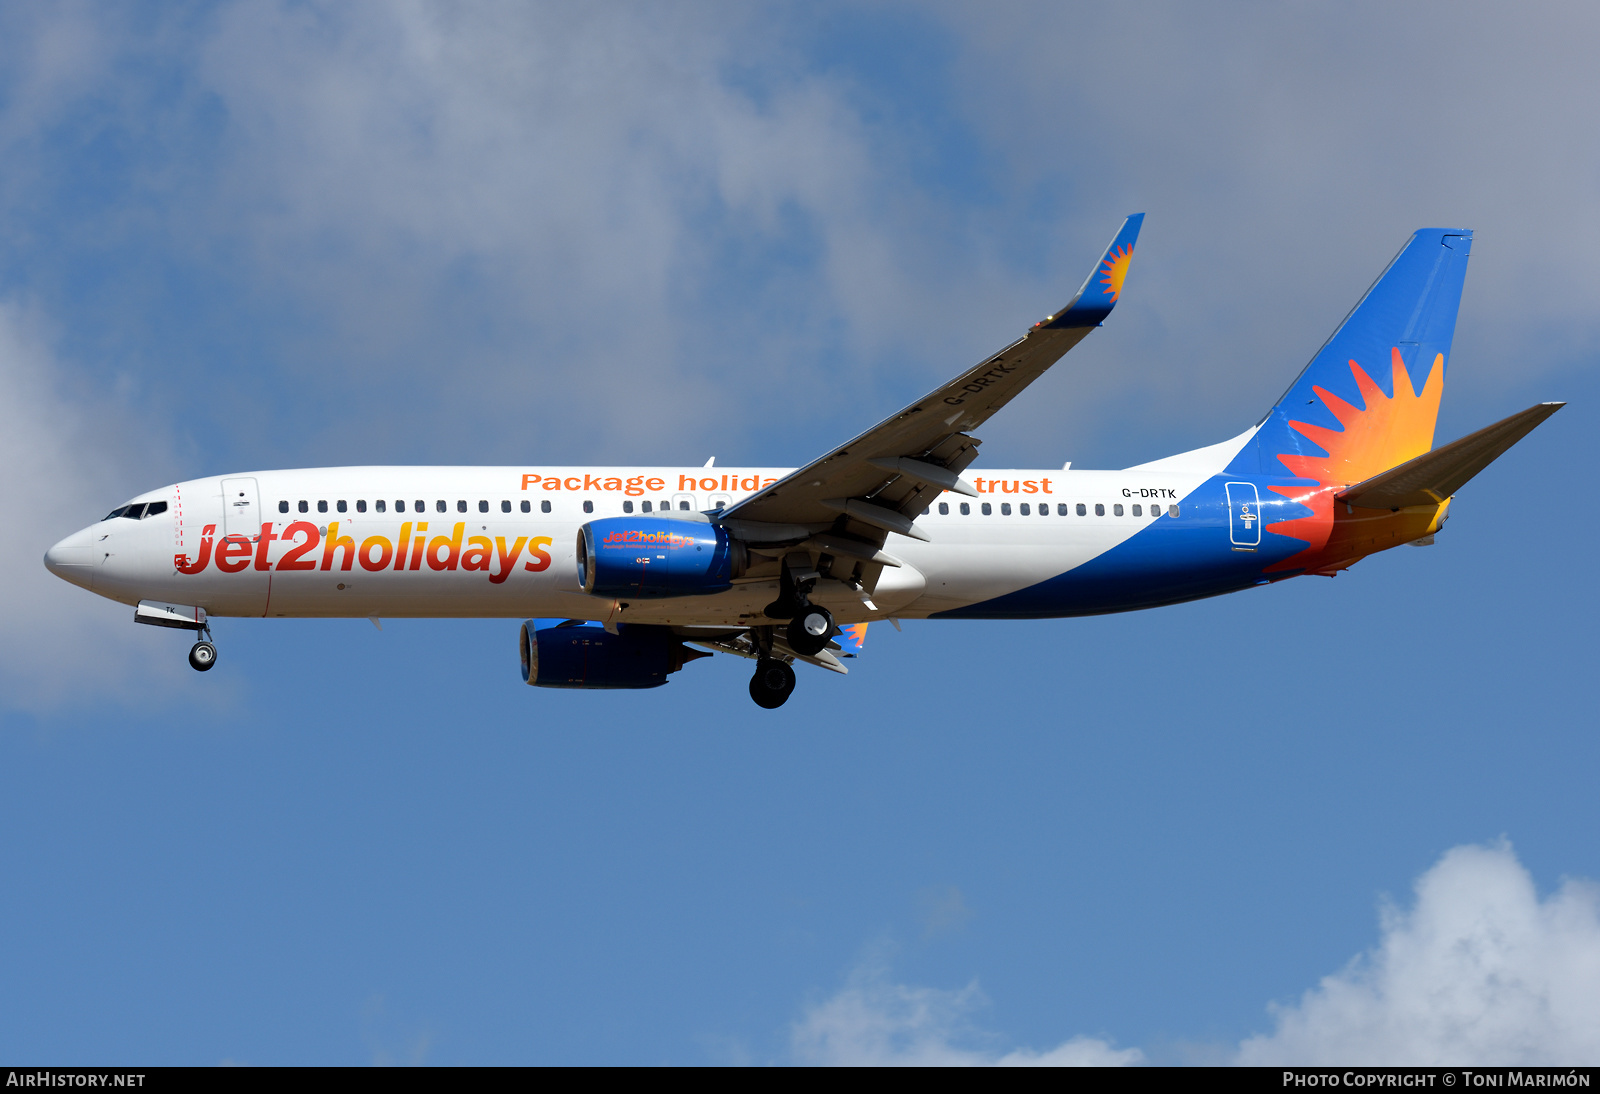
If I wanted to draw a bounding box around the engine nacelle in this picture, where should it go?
[519,619,706,689]
[576,517,744,599]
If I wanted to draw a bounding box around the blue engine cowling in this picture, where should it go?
[577,517,744,599]
[519,619,707,689]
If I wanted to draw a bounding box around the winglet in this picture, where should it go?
[1041,213,1145,329]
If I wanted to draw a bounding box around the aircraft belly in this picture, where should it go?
[895,527,1134,615]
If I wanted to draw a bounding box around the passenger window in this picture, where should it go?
[583,500,594,514]
[415,500,424,512]
[659,499,669,511]
[298,500,308,513]
[1000,503,1011,515]
[457,500,467,513]
[436,500,446,513]
[337,500,348,513]
[960,502,970,515]
[679,501,690,511]
[357,500,367,513]
[479,500,489,513]
[1113,504,1124,516]
[520,500,530,513]
[922,507,930,515]
[278,500,289,514]
[1076,503,1087,516]
[1095,503,1105,516]
[938,502,949,515]
[541,500,551,513]
[623,500,634,514]
[1058,503,1068,515]
[1019,503,1029,515]
[317,500,328,513]
[500,500,510,513]
[1169,504,1180,518]
[642,501,653,513]
[146,501,167,517]
[981,502,992,515]
[395,500,405,512]
[1132,504,1141,516]
[376,500,386,513]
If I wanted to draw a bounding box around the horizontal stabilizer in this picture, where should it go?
[1336,402,1564,509]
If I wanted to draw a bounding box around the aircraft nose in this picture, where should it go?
[44,529,97,590]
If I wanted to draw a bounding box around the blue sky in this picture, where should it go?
[2,2,1598,1065]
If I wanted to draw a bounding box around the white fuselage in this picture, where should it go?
[46,463,1220,625]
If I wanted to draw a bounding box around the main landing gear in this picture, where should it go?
[786,604,833,657]
[764,553,836,658]
[749,658,796,709]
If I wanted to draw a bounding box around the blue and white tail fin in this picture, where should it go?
[1225,229,1473,480]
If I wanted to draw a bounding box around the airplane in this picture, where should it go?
[43,216,1563,708]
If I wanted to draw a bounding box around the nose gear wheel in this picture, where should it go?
[188,641,217,671]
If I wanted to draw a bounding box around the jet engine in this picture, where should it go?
[519,619,709,689]
[576,517,746,599]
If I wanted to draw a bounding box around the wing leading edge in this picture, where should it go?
[722,214,1145,546]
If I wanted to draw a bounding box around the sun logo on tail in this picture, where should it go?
[1098,244,1134,302]
[1264,347,1445,572]
[1278,348,1444,487]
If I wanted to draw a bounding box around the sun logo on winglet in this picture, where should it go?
[1098,244,1134,302]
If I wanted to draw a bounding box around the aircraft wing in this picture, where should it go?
[721,215,1144,544]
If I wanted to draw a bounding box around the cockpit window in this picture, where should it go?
[103,500,169,521]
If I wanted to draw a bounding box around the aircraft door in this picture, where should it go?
[1225,482,1262,549]
[221,477,261,538]
[216,476,270,616]
[671,492,696,513]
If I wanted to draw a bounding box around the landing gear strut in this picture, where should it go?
[749,658,796,709]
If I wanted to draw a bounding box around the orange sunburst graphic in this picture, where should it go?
[1264,347,1444,572]
[1098,244,1134,302]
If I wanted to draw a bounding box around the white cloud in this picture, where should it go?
[790,962,1141,1067]
[1238,841,1600,1066]
[928,2,1600,464]
[0,300,191,710]
[181,1,1005,464]
[793,843,1600,1067]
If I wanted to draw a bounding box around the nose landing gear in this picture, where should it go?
[188,621,218,672]
[188,641,217,671]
